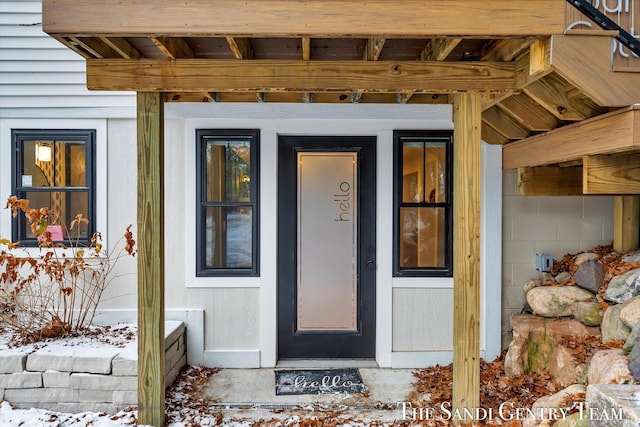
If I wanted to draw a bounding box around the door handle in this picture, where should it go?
[366,259,375,270]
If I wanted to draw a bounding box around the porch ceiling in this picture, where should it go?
[43,0,639,168]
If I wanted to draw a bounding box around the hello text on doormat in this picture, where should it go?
[274,368,366,395]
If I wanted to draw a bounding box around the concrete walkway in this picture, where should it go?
[198,368,419,423]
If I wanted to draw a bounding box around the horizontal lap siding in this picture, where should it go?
[0,1,135,110]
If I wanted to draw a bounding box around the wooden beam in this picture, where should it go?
[401,37,461,103]
[68,36,116,58]
[503,105,639,169]
[43,0,566,37]
[498,93,561,131]
[481,122,509,145]
[514,41,554,89]
[584,153,640,195]
[352,38,386,103]
[523,73,604,121]
[480,38,536,62]
[482,105,529,140]
[226,37,253,60]
[452,92,481,423]
[137,92,165,427]
[517,166,583,196]
[614,196,640,252]
[86,59,516,92]
[301,38,312,103]
[551,34,640,107]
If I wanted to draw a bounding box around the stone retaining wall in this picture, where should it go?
[0,321,186,414]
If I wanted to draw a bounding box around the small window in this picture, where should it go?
[11,129,96,246]
[393,130,453,276]
[196,129,259,277]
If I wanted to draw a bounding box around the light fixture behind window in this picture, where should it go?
[35,142,52,162]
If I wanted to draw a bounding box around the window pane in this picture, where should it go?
[399,207,446,268]
[402,143,424,203]
[20,140,86,188]
[205,140,252,202]
[22,191,89,240]
[204,206,253,269]
[425,142,447,203]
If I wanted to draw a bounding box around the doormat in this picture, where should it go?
[275,368,366,395]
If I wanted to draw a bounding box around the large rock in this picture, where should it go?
[620,296,640,328]
[571,301,602,326]
[624,322,640,351]
[527,286,595,317]
[574,252,599,266]
[586,384,640,427]
[602,304,632,343]
[572,260,605,293]
[588,349,634,384]
[505,315,600,383]
[552,412,588,427]
[604,268,640,303]
[522,384,586,427]
[629,342,640,382]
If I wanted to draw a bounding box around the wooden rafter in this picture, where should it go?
[498,93,561,131]
[400,37,461,104]
[99,36,140,59]
[480,38,536,62]
[226,37,253,60]
[352,38,386,103]
[482,105,529,140]
[523,74,602,121]
[86,59,517,92]
[301,38,312,103]
[150,37,194,59]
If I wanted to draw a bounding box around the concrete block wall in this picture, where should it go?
[501,170,614,348]
[0,322,186,414]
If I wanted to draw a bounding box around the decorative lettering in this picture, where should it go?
[334,181,352,222]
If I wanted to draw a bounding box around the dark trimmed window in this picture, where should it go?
[11,129,96,246]
[393,130,453,277]
[196,129,259,277]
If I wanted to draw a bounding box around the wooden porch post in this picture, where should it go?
[614,196,640,252]
[137,92,166,427]
[452,93,481,422]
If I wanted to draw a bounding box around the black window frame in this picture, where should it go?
[196,129,260,277]
[11,129,97,247]
[393,130,453,277]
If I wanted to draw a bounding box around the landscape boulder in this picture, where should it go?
[570,301,601,326]
[554,271,572,285]
[628,342,640,382]
[604,268,640,303]
[619,296,640,328]
[601,303,631,343]
[588,349,634,384]
[574,252,599,266]
[527,286,594,318]
[572,260,605,293]
[624,322,640,351]
[505,315,599,383]
[522,384,586,427]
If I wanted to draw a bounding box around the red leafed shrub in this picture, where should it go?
[0,196,136,343]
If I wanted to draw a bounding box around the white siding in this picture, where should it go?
[0,1,135,111]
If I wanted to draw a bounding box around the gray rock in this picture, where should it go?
[620,296,640,329]
[602,304,632,343]
[555,271,572,285]
[575,252,599,266]
[604,268,640,303]
[571,301,602,326]
[527,286,595,317]
[586,384,640,427]
[629,342,640,382]
[622,250,640,264]
[573,260,605,293]
[588,349,633,384]
[624,322,640,351]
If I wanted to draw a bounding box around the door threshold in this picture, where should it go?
[276,359,379,368]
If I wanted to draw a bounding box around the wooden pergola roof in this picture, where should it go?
[42,1,639,425]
